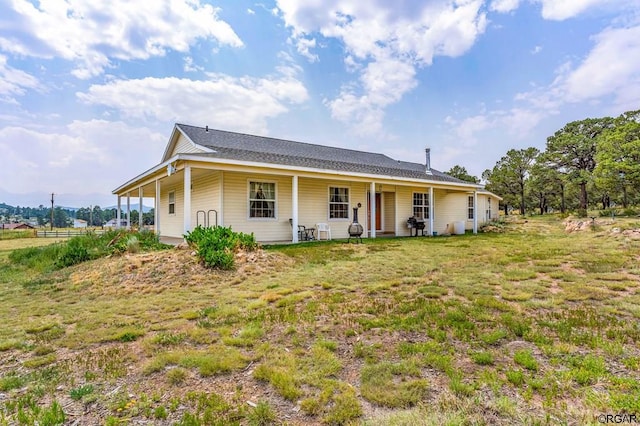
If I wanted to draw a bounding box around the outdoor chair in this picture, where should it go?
[316,223,332,240]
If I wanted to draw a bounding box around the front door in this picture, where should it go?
[367,192,382,231]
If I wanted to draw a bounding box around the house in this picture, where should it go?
[113,124,501,243]
[1,222,35,230]
[73,219,88,228]
[104,218,129,228]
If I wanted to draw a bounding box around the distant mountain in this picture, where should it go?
[104,203,154,213]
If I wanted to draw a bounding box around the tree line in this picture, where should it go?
[447,109,640,216]
[0,203,154,228]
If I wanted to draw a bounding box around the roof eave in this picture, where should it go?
[112,155,182,195]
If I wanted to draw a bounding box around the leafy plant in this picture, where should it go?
[185,226,258,270]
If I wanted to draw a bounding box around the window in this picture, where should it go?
[468,195,474,220]
[329,187,349,219]
[249,182,276,218]
[487,198,492,220]
[168,191,175,215]
[412,192,430,219]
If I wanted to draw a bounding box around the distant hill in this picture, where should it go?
[104,203,153,213]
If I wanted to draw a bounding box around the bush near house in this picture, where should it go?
[184,226,258,270]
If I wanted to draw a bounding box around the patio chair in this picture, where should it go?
[316,223,332,240]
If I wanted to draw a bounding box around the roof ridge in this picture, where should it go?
[176,123,397,160]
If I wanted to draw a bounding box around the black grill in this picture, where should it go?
[407,217,426,237]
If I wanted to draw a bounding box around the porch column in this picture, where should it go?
[116,196,121,229]
[370,182,376,238]
[219,172,224,226]
[126,192,131,230]
[291,175,299,243]
[138,187,144,229]
[473,190,478,234]
[183,165,191,235]
[429,187,434,236]
[155,179,160,235]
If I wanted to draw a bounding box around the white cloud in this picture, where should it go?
[490,0,521,13]
[183,56,203,73]
[0,55,40,102]
[293,37,318,62]
[446,23,640,153]
[0,0,243,79]
[276,1,488,136]
[77,71,309,135]
[247,8,255,15]
[562,25,640,105]
[531,45,543,54]
[536,0,612,20]
[0,121,165,199]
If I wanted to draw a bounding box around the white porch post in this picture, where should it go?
[183,165,191,235]
[155,179,160,235]
[138,187,144,229]
[292,175,299,243]
[116,196,121,229]
[126,193,131,230]
[219,172,224,226]
[473,190,478,234]
[429,187,434,236]
[370,182,376,238]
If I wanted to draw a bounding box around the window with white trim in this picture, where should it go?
[168,191,175,215]
[412,192,430,219]
[329,187,349,219]
[468,195,474,220]
[487,198,492,220]
[249,182,276,218]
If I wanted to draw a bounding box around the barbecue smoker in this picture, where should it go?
[407,216,426,236]
[348,206,364,243]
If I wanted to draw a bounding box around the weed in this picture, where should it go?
[471,351,494,366]
[360,361,429,408]
[69,384,94,401]
[247,401,277,426]
[167,367,188,385]
[154,405,168,420]
[506,369,525,386]
[514,349,538,371]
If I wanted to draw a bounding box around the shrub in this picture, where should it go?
[185,226,258,270]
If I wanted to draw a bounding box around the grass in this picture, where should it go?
[0,215,639,424]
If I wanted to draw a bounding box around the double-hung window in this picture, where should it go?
[249,182,276,218]
[168,191,175,215]
[468,196,475,220]
[412,192,430,219]
[329,187,349,219]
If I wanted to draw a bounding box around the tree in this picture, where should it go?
[446,165,479,183]
[52,207,70,228]
[594,110,640,208]
[91,205,104,226]
[545,117,614,211]
[483,147,539,215]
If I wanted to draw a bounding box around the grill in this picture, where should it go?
[407,216,426,236]
[348,207,364,243]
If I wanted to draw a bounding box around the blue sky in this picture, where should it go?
[1,0,639,208]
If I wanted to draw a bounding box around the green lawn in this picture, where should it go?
[1,216,639,425]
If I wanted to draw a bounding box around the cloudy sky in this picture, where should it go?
[1,0,639,208]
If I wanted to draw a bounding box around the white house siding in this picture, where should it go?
[159,182,185,238]
[223,172,293,242]
[297,179,368,240]
[190,172,221,228]
[433,190,468,234]
[170,134,205,157]
[383,192,395,233]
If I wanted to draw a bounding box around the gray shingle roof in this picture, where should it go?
[177,124,473,185]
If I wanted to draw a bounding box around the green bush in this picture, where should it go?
[185,226,258,270]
